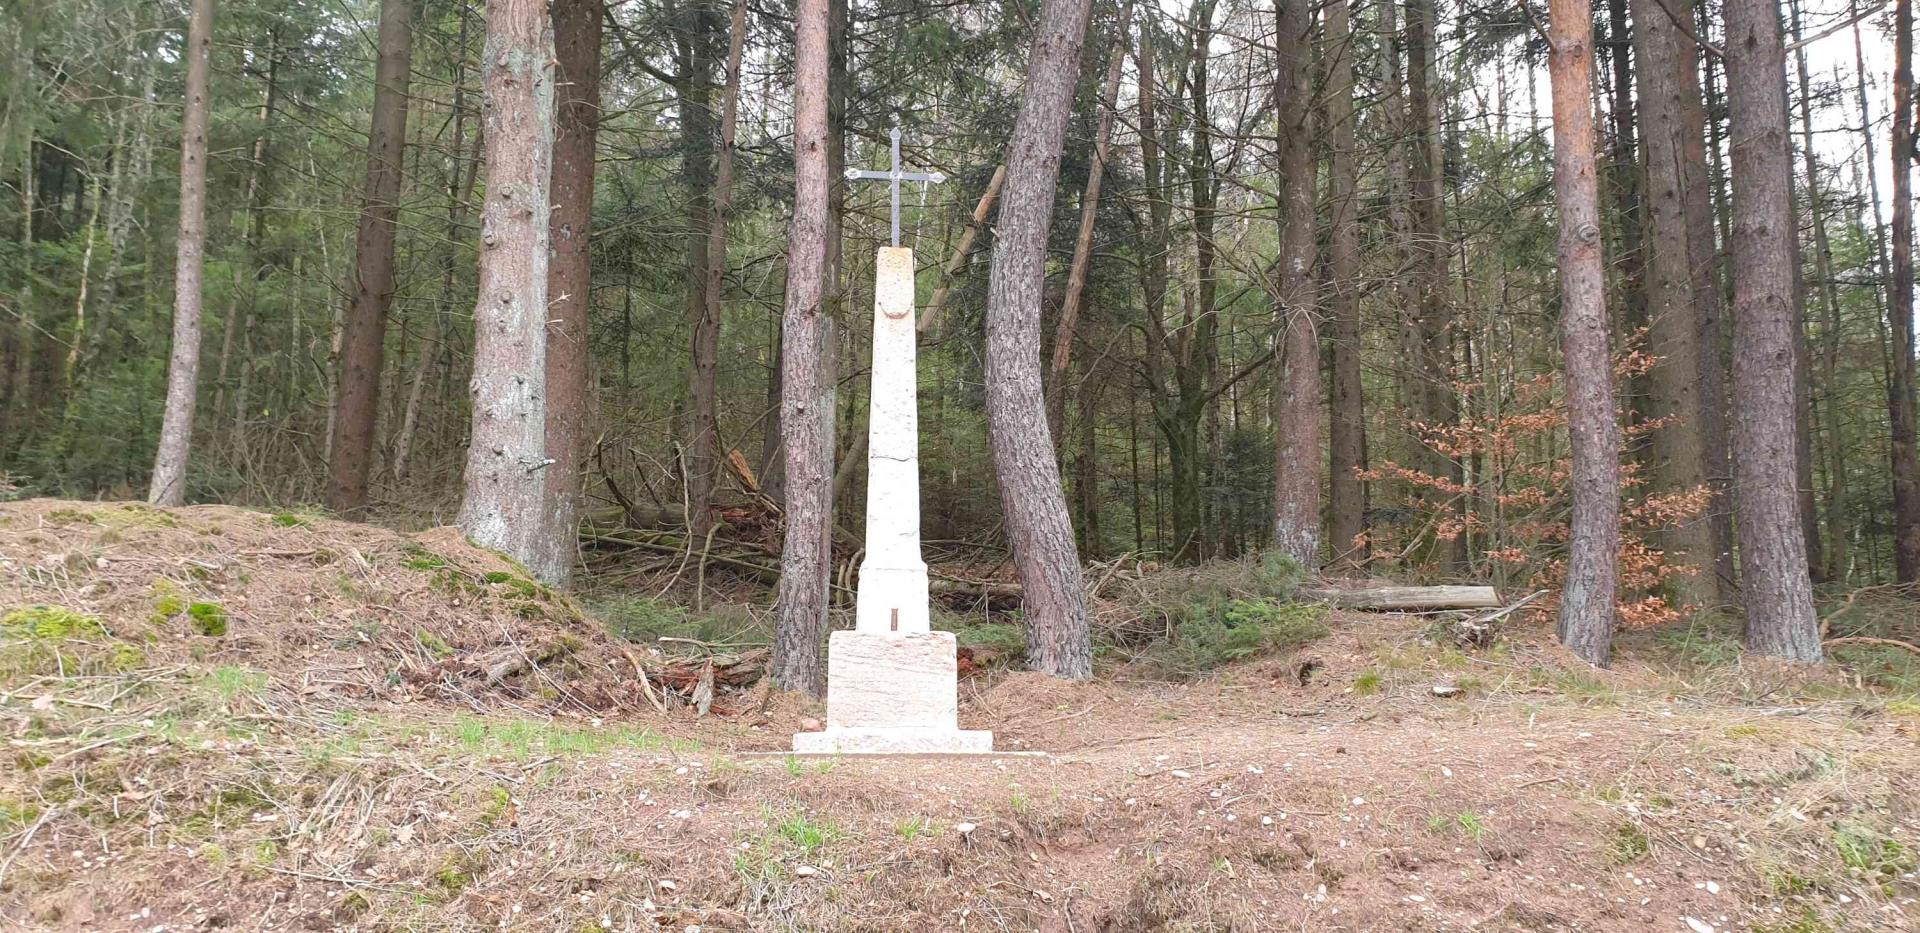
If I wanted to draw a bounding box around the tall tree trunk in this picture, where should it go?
[148,0,215,507]
[1181,0,1221,562]
[1046,1,1132,438]
[1550,0,1620,666]
[211,39,280,460]
[1672,0,1738,595]
[1630,0,1718,609]
[1603,0,1646,345]
[532,0,601,586]
[1407,0,1460,563]
[457,0,556,566]
[772,0,835,696]
[1272,0,1321,566]
[687,0,747,540]
[1789,0,1850,583]
[1325,0,1367,569]
[327,0,414,514]
[984,0,1096,679]
[1724,0,1821,660]
[395,7,480,486]
[1890,0,1920,582]
[679,2,721,534]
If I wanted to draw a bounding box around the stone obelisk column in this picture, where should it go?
[855,247,931,634]
[793,247,991,755]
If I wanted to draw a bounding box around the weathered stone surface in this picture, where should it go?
[791,630,995,754]
[822,630,957,729]
[791,726,995,755]
[856,247,931,635]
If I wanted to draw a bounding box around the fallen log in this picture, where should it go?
[1297,585,1502,611]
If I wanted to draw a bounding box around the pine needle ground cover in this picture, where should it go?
[1,501,1915,931]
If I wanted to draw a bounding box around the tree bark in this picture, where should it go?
[148,0,216,507]
[395,5,480,486]
[532,0,601,587]
[1271,0,1321,566]
[326,0,414,514]
[1630,0,1719,609]
[1045,1,1132,439]
[772,0,835,696]
[1890,0,1920,582]
[679,1,721,536]
[1406,0,1460,564]
[686,0,747,542]
[1723,0,1821,660]
[209,39,280,458]
[457,0,556,566]
[1549,0,1620,667]
[920,165,1006,334]
[984,0,1096,679]
[1325,0,1367,569]
[1789,0,1851,583]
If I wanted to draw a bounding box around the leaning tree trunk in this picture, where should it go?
[1723,0,1821,661]
[1890,0,1919,582]
[771,0,835,696]
[457,0,557,566]
[532,0,601,587]
[1271,0,1321,566]
[1630,0,1719,610]
[1045,1,1132,439]
[984,0,1097,679]
[326,0,414,515]
[1324,0,1368,569]
[149,0,216,507]
[1549,0,1620,666]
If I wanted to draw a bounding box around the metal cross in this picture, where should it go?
[844,126,946,247]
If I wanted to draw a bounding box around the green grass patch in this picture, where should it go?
[187,601,228,636]
[1609,821,1650,864]
[450,715,696,760]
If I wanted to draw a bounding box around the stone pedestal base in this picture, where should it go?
[791,630,994,755]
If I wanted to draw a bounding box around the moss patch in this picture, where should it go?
[187,602,229,637]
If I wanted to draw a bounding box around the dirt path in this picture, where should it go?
[2,501,1916,931]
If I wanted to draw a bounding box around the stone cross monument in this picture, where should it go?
[792,130,992,755]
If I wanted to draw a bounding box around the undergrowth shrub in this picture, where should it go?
[1170,599,1329,672]
[590,595,768,647]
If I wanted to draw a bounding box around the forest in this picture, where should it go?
[0,0,1918,925]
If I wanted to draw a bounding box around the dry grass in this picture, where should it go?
[2,500,1917,931]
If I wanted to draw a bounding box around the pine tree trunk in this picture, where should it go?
[984,0,1096,679]
[148,0,215,507]
[532,0,601,586]
[1630,0,1719,610]
[1603,0,1646,347]
[1724,0,1821,660]
[1325,0,1367,569]
[1790,0,1851,582]
[1550,0,1620,666]
[686,0,747,541]
[1406,0,1460,563]
[1045,2,1132,439]
[1271,0,1321,567]
[772,0,835,696]
[327,0,414,514]
[1889,0,1920,582]
[680,3,721,536]
[457,0,556,565]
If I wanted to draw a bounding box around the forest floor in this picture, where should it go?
[1,500,1917,932]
